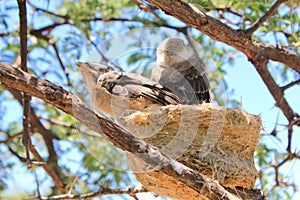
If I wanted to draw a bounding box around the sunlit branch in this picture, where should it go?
[146,0,300,74]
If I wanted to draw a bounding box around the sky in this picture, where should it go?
[225,54,300,198]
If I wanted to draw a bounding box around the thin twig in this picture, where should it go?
[270,111,280,137]
[281,78,300,91]
[28,0,188,35]
[184,31,199,58]
[52,43,72,86]
[131,0,160,19]
[287,124,293,154]
[28,143,66,193]
[215,7,243,18]
[0,131,23,144]
[7,146,27,162]
[87,38,124,71]
[85,17,188,34]
[17,0,32,168]
[27,0,69,20]
[68,176,78,195]
[0,31,10,36]
[30,187,148,200]
[246,0,287,36]
[29,22,70,41]
[27,3,189,38]
[37,116,74,128]
[34,172,42,199]
[23,94,32,166]
[8,146,46,165]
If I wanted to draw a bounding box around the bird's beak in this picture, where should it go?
[75,62,83,68]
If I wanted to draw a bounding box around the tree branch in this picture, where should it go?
[0,131,23,144]
[7,52,66,189]
[0,31,10,36]
[51,43,71,86]
[281,78,300,91]
[130,0,160,19]
[1,86,65,193]
[4,134,66,193]
[31,187,148,200]
[17,0,28,71]
[28,1,189,37]
[146,0,300,74]
[251,56,298,123]
[245,0,287,36]
[28,143,66,193]
[17,0,32,167]
[27,1,69,20]
[86,37,124,71]
[0,62,263,199]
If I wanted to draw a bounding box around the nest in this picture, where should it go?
[117,104,261,199]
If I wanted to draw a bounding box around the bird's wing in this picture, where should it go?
[152,54,211,104]
[99,71,180,106]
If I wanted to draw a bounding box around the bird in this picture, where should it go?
[152,38,211,104]
[76,62,180,116]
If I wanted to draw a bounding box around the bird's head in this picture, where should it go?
[76,62,113,92]
[156,38,190,66]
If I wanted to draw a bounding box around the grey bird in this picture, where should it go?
[152,38,211,104]
[76,62,180,116]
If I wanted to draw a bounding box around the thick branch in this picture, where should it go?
[146,0,300,73]
[0,62,263,199]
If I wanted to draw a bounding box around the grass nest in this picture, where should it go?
[118,104,261,199]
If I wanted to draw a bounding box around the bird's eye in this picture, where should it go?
[98,67,107,73]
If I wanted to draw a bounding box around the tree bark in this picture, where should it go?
[146,0,300,73]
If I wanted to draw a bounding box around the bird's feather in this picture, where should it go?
[152,38,211,104]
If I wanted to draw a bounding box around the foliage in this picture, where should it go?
[0,0,299,199]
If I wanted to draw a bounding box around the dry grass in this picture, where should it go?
[118,104,261,199]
